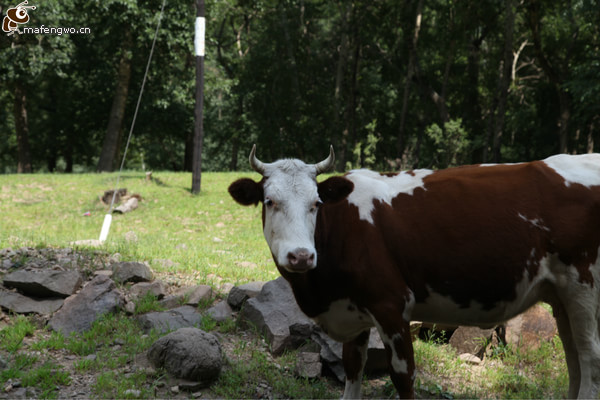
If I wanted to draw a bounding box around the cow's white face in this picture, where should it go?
[261,160,322,272]
[228,146,354,274]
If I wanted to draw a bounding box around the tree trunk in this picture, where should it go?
[333,1,350,168]
[97,30,133,172]
[397,0,423,163]
[492,0,515,163]
[14,82,32,173]
[557,90,570,154]
[527,0,571,154]
[465,35,484,162]
[343,11,361,168]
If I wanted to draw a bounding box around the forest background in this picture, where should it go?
[1,0,599,174]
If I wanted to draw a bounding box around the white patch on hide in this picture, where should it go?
[369,316,409,375]
[518,213,551,232]
[313,299,374,343]
[345,169,433,224]
[543,153,600,188]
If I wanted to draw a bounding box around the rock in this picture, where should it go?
[182,285,212,306]
[2,270,83,298]
[205,301,233,322]
[0,289,63,315]
[503,304,557,351]
[94,270,113,278]
[309,327,386,382]
[311,329,344,382]
[219,283,235,295]
[295,352,322,378]
[147,327,222,385]
[158,285,212,310]
[238,277,314,356]
[129,281,167,300]
[227,282,265,309]
[124,389,141,397]
[123,301,136,314]
[112,262,153,284]
[365,327,387,372]
[48,275,124,335]
[137,305,203,334]
[0,354,7,370]
[459,353,482,365]
[157,296,183,310]
[449,326,495,358]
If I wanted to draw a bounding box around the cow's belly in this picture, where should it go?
[313,299,374,342]
[412,260,556,326]
[412,287,542,327]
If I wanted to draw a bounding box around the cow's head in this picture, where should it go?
[228,146,354,273]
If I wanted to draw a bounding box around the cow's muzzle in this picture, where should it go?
[286,248,316,272]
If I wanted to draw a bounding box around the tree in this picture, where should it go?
[97,28,133,172]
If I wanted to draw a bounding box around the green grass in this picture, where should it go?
[0,171,277,286]
[0,315,36,352]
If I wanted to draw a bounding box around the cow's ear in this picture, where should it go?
[228,178,264,206]
[318,176,354,203]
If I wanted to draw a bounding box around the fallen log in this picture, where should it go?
[114,197,138,214]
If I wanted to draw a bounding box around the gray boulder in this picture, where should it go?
[295,352,322,379]
[311,327,386,382]
[227,281,265,309]
[147,327,222,385]
[181,285,212,306]
[238,277,314,355]
[158,285,212,310]
[205,300,233,322]
[503,304,557,351]
[0,289,63,315]
[48,275,124,335]
[2,270,82,298]
[449,326,495,358]
[112,262,153,284]
[129,281,167,300]
[137,305,203,334]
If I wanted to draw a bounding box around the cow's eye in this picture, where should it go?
[264,198,274,208]
[311,199,323,212]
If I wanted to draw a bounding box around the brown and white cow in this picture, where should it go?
[228,146,600,399]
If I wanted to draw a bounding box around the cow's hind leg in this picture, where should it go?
[342,330,370,399]
[555,280,600,399]
[549,298,581,398]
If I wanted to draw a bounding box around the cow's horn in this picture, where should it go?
[249,144,266,175]
[314,146,335,175]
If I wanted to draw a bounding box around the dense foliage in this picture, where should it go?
[1,0,599,173]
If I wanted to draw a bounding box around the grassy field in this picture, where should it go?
[0,172,572,399]
[0,171,277,287]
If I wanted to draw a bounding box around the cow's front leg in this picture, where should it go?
[342,329,370,399]
[370,312,416,399]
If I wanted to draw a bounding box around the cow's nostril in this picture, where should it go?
[287,248,315,270]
